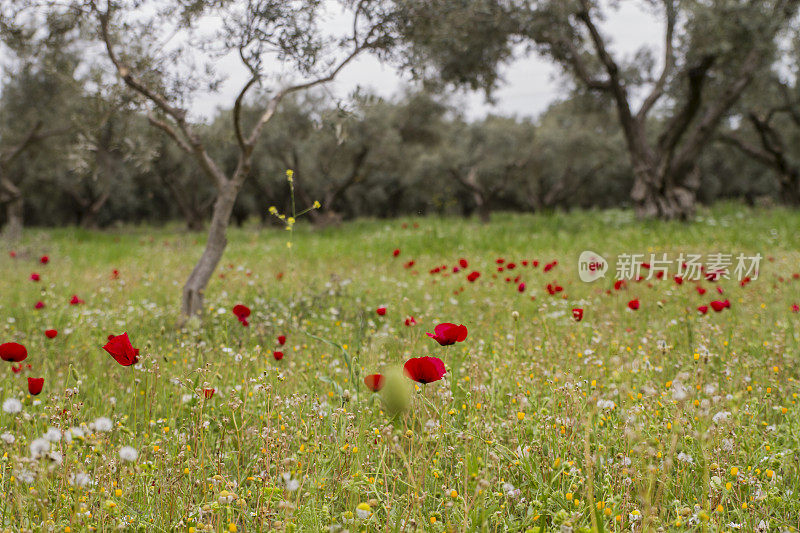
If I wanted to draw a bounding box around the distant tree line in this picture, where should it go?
[1,77,796,231]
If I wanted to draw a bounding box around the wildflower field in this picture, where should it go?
[1,205,800,532]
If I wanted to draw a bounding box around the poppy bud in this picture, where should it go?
[380,370,410,418]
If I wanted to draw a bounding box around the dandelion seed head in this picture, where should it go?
[2,398,22,414]
[119,446,139,462]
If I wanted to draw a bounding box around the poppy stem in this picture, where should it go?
[130,370,137,433]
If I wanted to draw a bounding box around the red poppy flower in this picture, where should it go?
[27,377,44,396]
[45,329,58,339]
[792,304,799,313]
[427,323,468,346]
[376,306,387,316]
[103,333,139,366]
[30,273,40,282]
[9,251,16,258]
[404,260,415,268]
[517,282,526,292]
[111,269,119,279]
[392,249,400,257]
[467,271,481,282]
[628,299,640,310]
[404,356,446,384]
[507,262,516,270]
[203,387,215,399]
[674,275,683,285]
[70,295,84,305]
[232,304,251,323]
[572,308,583,321]
[614,280,625,290]
[39,255,49,264]
[543,261,557,272]
[0,342,27,363]
[273,350,284,361]
[710,300,730,312]
[697,305,709,314]
[363,373,385,392]
[696,286,707,295]
[459,259,468,268]
[277,335,286,345]
[496,258,505,264]
[34,301,44,309]
[405,316,417,326]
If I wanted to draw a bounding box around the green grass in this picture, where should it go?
[0,203,799,532]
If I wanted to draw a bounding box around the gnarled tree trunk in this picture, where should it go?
[449,167,492,223]
[778,171,800,206]
[4,197,23,242]
[0,122,61,241]
[181,181,241,318]
[630,164,699,220]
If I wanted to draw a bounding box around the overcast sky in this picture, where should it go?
[191,2,663,121]
[0,2,663,122]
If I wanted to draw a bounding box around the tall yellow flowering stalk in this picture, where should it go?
[268,169,321,249]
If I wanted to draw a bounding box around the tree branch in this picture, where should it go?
[233,75,259,153]
[719,131,776,168]
[148,114,192,154]
[637,0,676,120]
[576,1,638,150]
[776,81,800,127]
[749,112,793,175]
[1,121,68,169]
[0,122,42,169]
[327,145,369,205]
[655,54,716,157]
[670,49,760,174]
[563,39,610,91]
[449,166,483,194]
[93,0,228,190]
[245,43,367,151]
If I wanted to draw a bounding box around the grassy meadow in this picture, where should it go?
[1,204,800,532]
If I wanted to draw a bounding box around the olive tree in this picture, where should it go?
[35,0,404,320]
[398,0,800,219]
[0,11,77,241]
